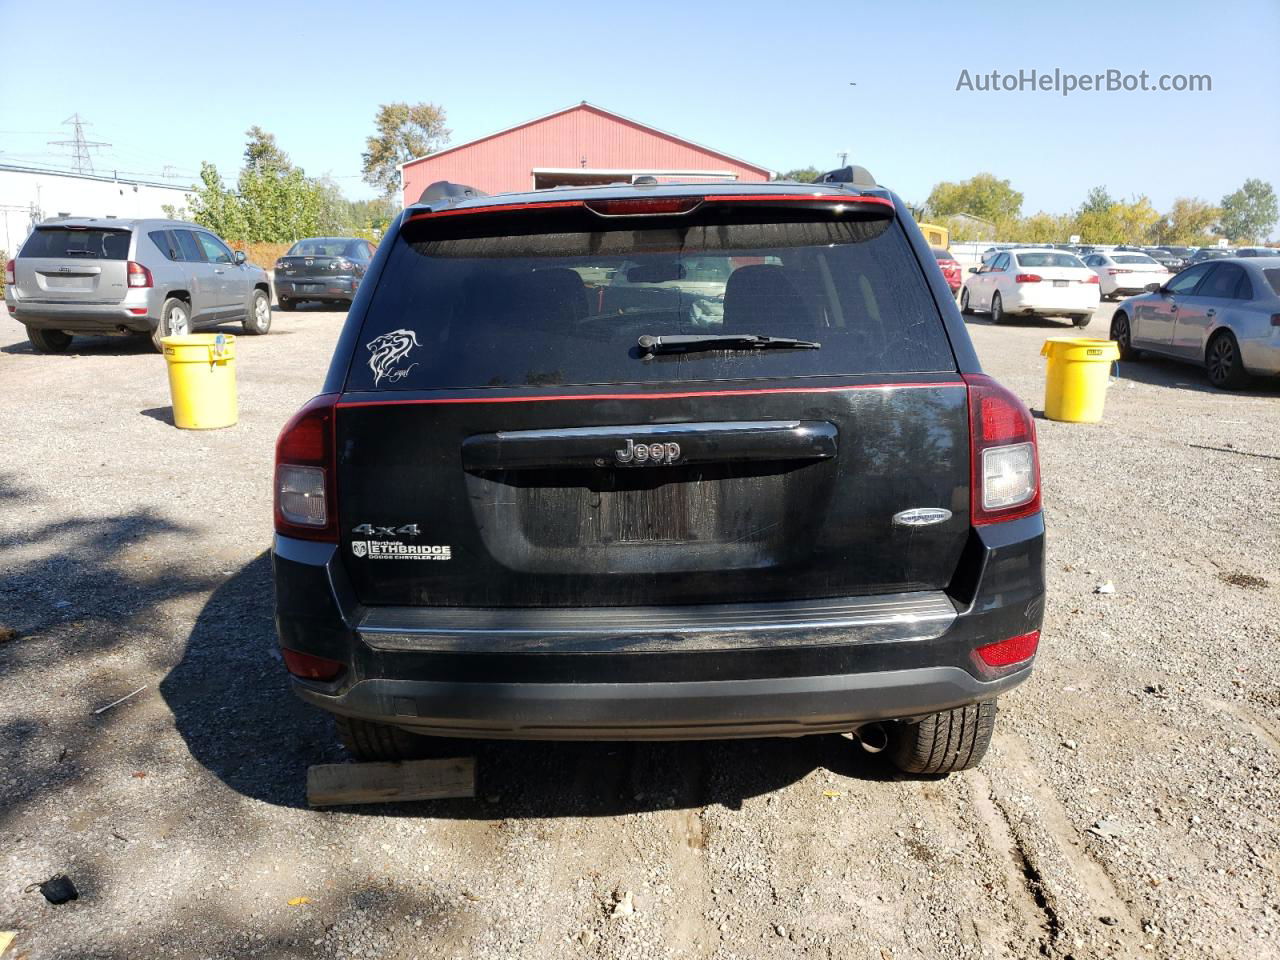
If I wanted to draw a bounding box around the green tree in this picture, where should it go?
[1219,178,1278,244]
[926,173,1023,224]
[243,125,291,174]
[1150,197,1221,246]
[187,162,249,241]
[1006,211,1071,244]
[1071,187,1123,243]
[778,167,822,183]
[362,102,450,199]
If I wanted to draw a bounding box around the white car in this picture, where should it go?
[961,248,1100,327]
[1082,252,1170,300]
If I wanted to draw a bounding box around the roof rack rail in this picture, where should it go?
[817,165,877,188]
[417,180,488,207]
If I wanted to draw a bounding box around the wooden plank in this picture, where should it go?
[307,757,475,807]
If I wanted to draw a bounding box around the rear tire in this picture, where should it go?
[1206,330,1251,390]
[334,714,472,762]
[151,297,192,352]
[243,289,271,335]
[959,287,972,315]
[28,328,73,353]
[990,292,1004,324]
[1072,314,1091,328]
[886,700,997,775]
[278,298,296,312]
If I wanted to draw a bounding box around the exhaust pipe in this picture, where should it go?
[856,723,889,754]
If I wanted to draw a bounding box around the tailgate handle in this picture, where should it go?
[462,420,838,471]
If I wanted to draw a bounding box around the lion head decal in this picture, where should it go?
[366,328,421,386]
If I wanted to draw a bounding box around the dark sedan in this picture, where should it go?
[274,237,376,310]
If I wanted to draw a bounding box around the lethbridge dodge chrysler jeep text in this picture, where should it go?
[271,169,1046,775]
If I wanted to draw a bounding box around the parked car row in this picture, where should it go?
[4,218,376,353]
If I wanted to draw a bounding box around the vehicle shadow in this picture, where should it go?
[1115,355,1280,396]
[961,314,1087,330]
[163,552,899,819]
[0,335,155,356]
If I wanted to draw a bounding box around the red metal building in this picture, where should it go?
[400,102,772,205]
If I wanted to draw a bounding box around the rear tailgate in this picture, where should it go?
[15,226,131,303]
[336,380,968,607]
[276,255,346,278]
[333,197,970,609]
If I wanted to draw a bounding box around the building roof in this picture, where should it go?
[399,102,772,178]
[0,161,193,193]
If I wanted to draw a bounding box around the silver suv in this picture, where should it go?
[4,217,272,353]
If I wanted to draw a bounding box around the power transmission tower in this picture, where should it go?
[48,113,110,175]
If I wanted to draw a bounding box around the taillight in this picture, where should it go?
[1085,274,1100,284]
[274,394,339,541]
[585,197,703,216]
[1014,273,1041,283]
[975,630,1040,668]
[4,259,14,285]
[1271,314,1280,327]
[126,261,153,288]
[963,373,1041,525]
[281,648,345,682]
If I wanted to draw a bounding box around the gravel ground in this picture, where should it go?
[0,303,1277,960]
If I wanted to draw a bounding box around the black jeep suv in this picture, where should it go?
[272,171,1045,775]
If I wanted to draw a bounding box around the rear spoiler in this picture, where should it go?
[818,165,877,188]
[417,180,488,207]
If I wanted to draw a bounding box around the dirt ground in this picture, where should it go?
[1,304,1277,960]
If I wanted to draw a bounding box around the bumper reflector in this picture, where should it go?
[281,648,345,681]
[976,630,1040,667]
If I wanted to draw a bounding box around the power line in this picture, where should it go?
[47,113,110,175]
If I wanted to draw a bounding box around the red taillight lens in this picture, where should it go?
[585,197,703,216]
[1271,314,1280,327]
[281,648,345,681]
[976,630,1040,668]
[1086,274,1100,284]
[963,374,1040,525]
[4,259,14,285]
[127,261,153,288]
[1014,273,1041,283]
[274,394,339,541]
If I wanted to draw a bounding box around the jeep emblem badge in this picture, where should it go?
[615,438,681,465]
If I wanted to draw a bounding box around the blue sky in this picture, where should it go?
[2,0,1277,221]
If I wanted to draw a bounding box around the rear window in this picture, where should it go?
[21,227,131,260]
[1015,252,1084,268]
[930,247,953,261]
[1264,269,1280,296]
[348,211,957,392]
[288,238,352,256]
[1113,255,1158,265]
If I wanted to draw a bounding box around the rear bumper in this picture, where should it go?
[6,290,159,332]
[1004,289,1098,315]
[272,514,1046,740]
[274,275,356,301]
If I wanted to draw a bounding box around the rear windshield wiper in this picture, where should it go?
[637,333,820,355]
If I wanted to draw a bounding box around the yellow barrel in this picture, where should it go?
[1039,337,1121,423]
[161,334,238,429]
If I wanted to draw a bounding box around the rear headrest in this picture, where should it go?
[461,268,588,330]
[722,264,812,335]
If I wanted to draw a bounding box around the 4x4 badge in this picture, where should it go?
[615,439,681,465]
